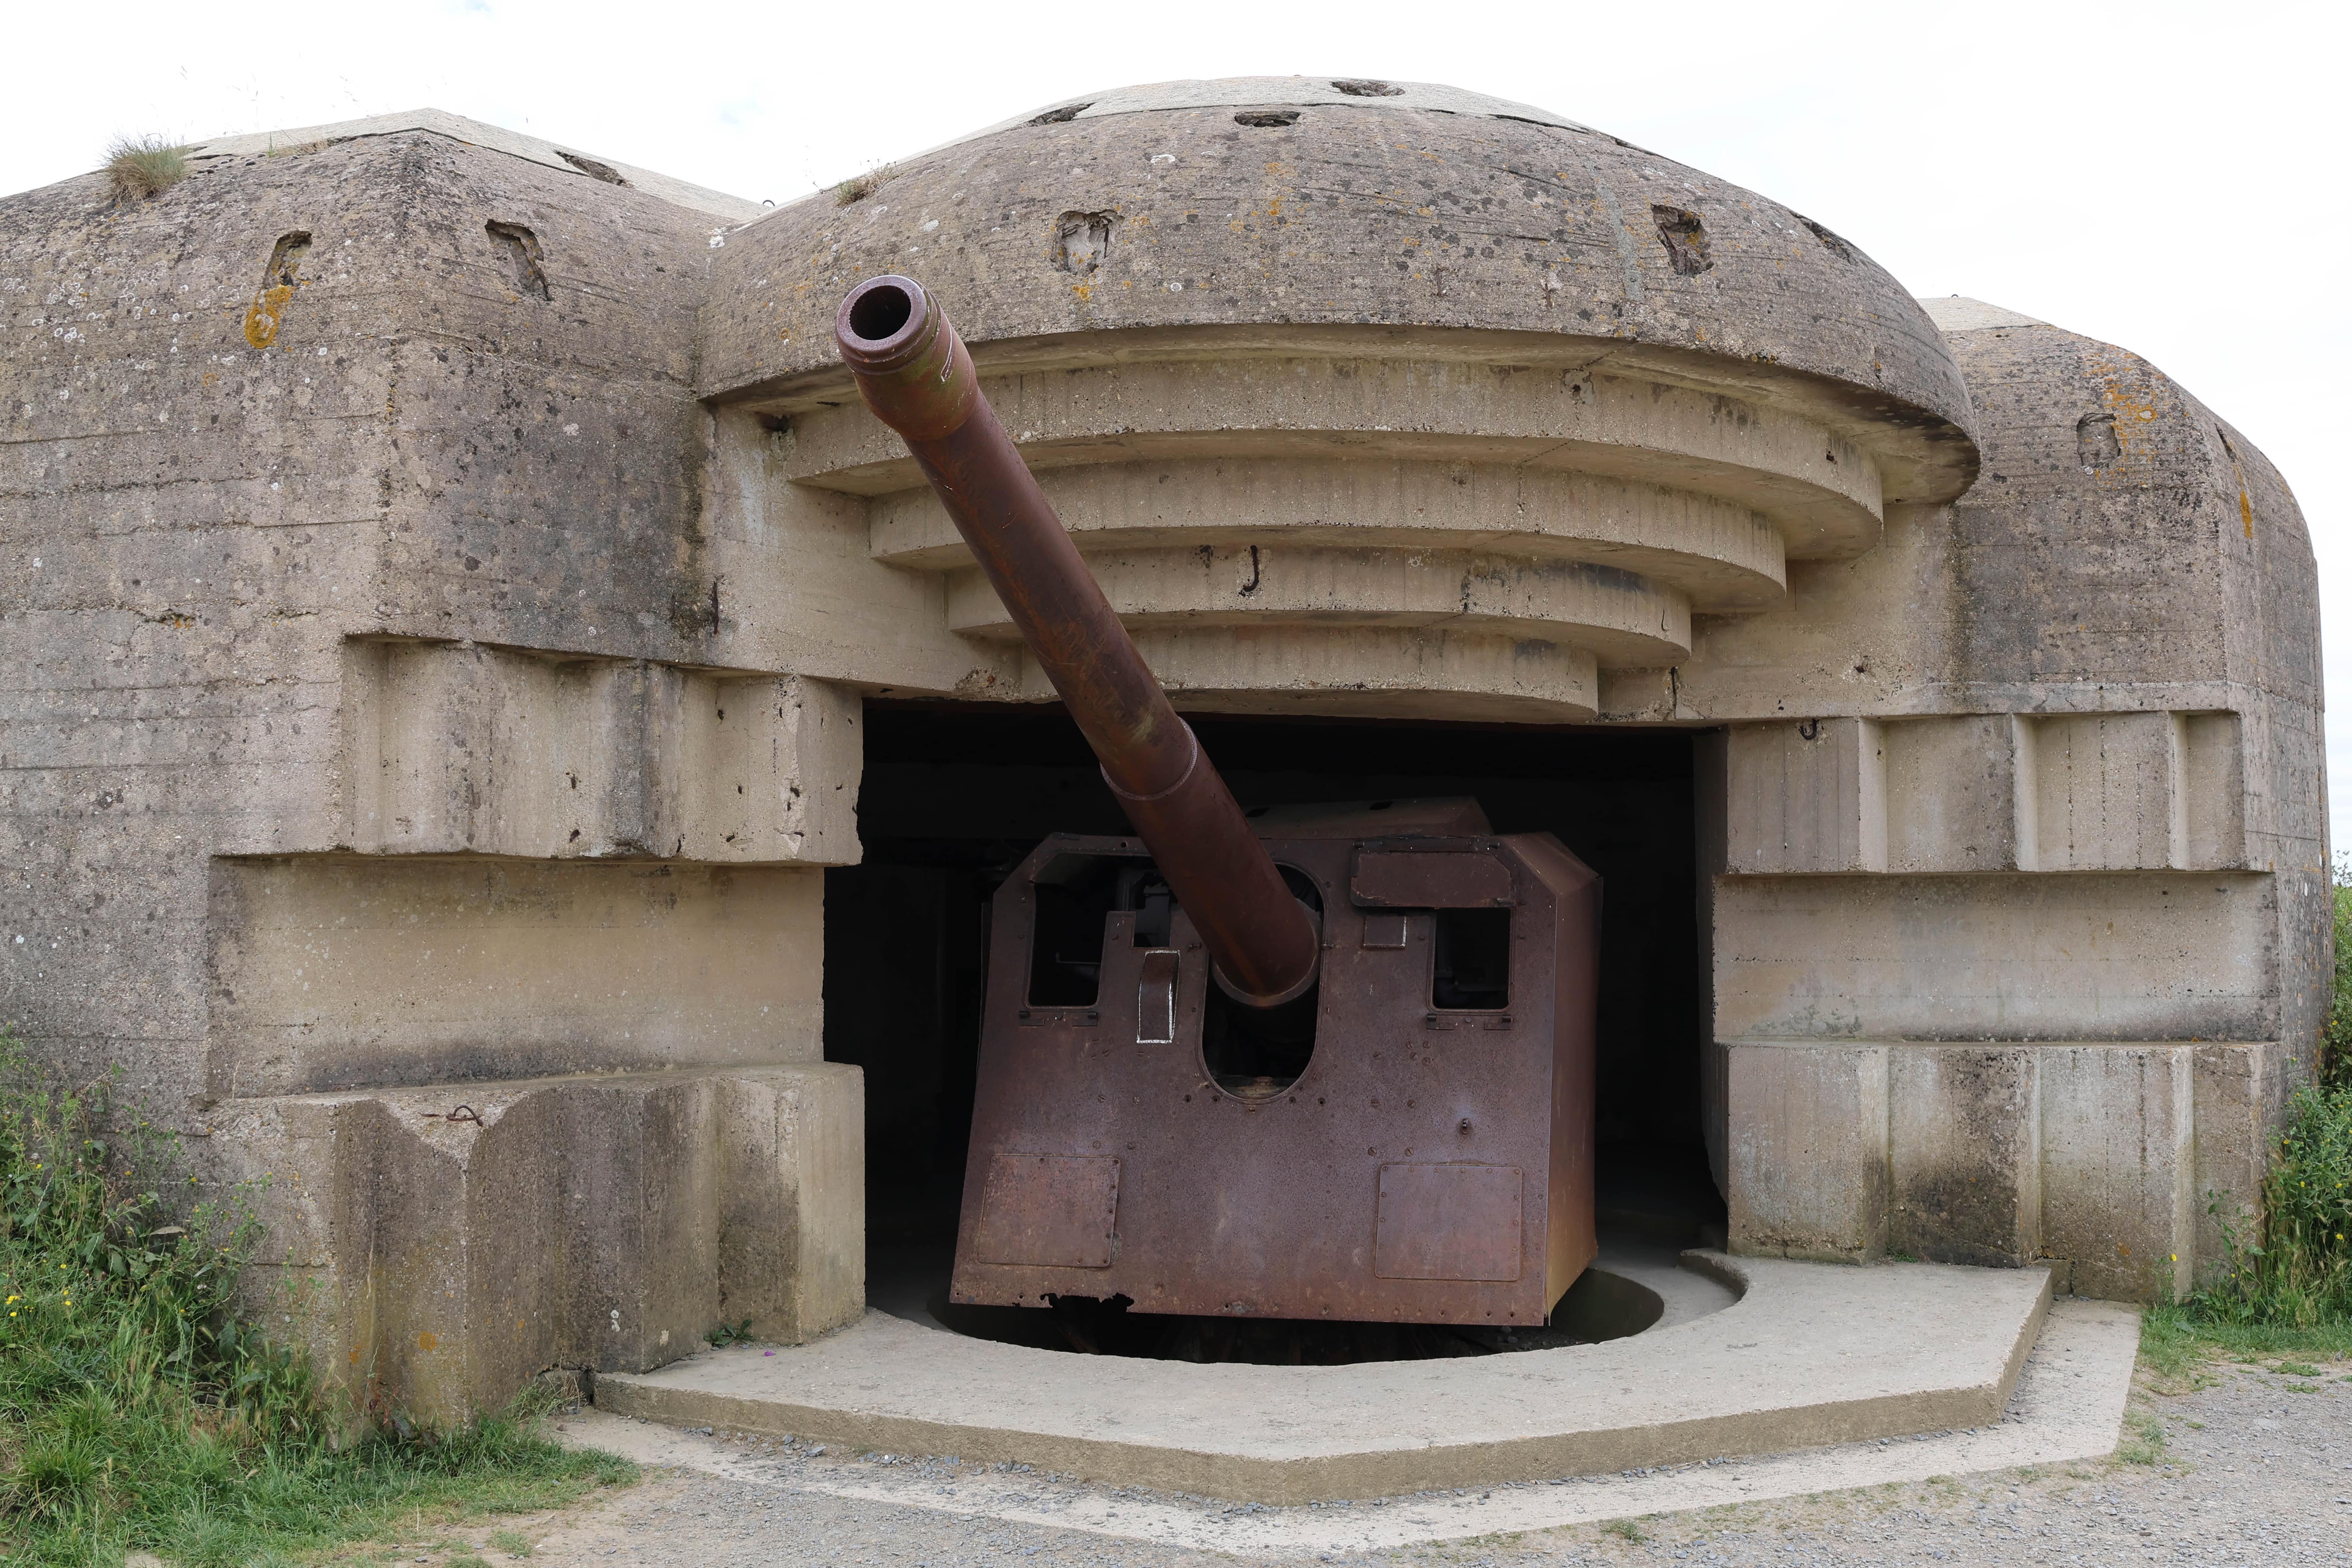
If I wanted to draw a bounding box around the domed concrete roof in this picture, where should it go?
[706,77,1976,502]
[1924,296,2315,699]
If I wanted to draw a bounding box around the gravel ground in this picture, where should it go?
[338,1351,2352,1567]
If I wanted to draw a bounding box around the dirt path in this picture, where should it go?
[333,1350,2352,1567]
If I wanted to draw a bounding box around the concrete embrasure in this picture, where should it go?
[562,1296,2134,1553]
[589,1252,2053,1504]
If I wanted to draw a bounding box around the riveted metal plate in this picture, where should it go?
[1374,1163,1525,1281]
[969,1154,1121,1269]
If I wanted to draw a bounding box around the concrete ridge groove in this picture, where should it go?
[864,456,1792,612]
[939,544,1696,667]
[802,433,1879,563]
[723,327,1970,507]
[778,360,1885,558]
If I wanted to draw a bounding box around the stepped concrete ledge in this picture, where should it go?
[561,1299,2137,1553]
[588,1251,2055,1503]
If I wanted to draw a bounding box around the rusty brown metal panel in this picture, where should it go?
[950,811,1599,1327]
[1374,1164,1525,1280]
[969,1154,1122,1269]
[1351,850,1516,908]
[1513,830,1602,1310]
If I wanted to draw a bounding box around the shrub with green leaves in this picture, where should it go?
[0,1038,631,1565]
[2200,1079,2352,1327]
[2188,857,2352,1330]
[2321,867,2352,1085]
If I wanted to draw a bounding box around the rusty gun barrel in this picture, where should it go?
[834,275,1320,1007]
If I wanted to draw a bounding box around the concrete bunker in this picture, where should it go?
[0,79,2325,1434]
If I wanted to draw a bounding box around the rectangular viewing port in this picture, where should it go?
[1433,908,1511,1010]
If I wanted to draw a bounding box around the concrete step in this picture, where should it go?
[560,1297,2138,1552]
[588,1251,2054,1503]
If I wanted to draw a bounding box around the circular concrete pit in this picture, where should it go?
[589,1248,2054,1503]
[912,1238,1719,1364]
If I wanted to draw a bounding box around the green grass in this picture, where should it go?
[831,163,895,206]
[2134,871,2352,1383]
[2149,870,2352,1342]
[2321,874,2352,1084]
[101,135,189,201]
[2191,1074,2352,1326]
[0,1038,634,1565]
[2114,1409,2168,1466]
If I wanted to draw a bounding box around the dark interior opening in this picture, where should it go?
[1024,859,1115,1006]
[846,281,913,343]
[823,702,1724,1354]
[1201,976,1319,1098]
[1433,907,1513,1011]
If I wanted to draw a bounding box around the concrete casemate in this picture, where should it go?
[0,78,2325,1424]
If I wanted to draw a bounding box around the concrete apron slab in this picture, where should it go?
[587,1251,2056,1504]
[559,1298,2139,1555]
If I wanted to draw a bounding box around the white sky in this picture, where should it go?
[7,0,2343,845]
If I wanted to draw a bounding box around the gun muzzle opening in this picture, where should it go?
[840,276,922,359]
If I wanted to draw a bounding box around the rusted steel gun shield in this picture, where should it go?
[834,276,1319,1007]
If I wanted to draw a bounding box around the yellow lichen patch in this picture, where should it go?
[2240,489,2254,539]
[1072,282,1093,302]
[244,283,292,350]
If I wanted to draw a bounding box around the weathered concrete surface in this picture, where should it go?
[1887,1046,2042,1269]
[0,122,866,1107]
[1722,1044,1889,1263]
[1694,301,2325,1298]
[592,1252,2051,1504]
[181,108,765,223]
[340,646,861,863]
[1719,1040,2256,1299]
[552,1295,2140,1557]
[219,1062,863,1428]
[708,83,1977,493]
[204,856,825,1098]
[1713,873,2276,1043]
[0,88,2329,1438]
[0,118,876,1420]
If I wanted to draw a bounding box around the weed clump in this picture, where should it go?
[0,1036,631,1564]
[102,135,189,201]
[2198,1078,2352,1327]
[832,163,895,206]
[2320,866,2352,1083]
[2172,858,2352,1337]
[2115,1408,2168,1465]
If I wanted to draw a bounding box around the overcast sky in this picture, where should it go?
[7,0,2343,846]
